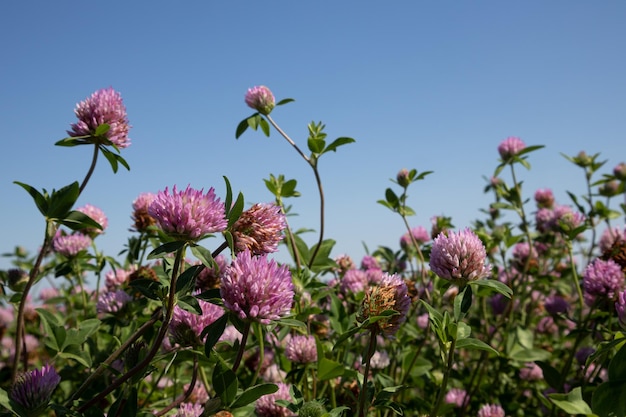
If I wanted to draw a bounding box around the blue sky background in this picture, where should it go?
[1,2,625,275]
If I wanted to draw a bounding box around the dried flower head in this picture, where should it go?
[221,250,294,324]
[231,203,286,255]
[357,273,411,337]
[148,185,227,241]
[245,85,275,115]
[429,228,491,285]
[10,364,61,414]
[131,192,157,232]
[68,87,131,148]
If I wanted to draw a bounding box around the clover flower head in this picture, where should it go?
[600,227,626,254]
[370,350,391,369]
[97,289,133,315]
[285,334,317,364]
[339,269,368,295]
[169,297,224,347]
[148,185,227,241]
[544,294,569,316]
[533,188,555,209]
[245,85,275,115]
[196,254,228,291]
[131,192,157,232]
[221,250,294,324]
[498,136,525,160]
[583,258,625,306]
[478,404,505,417]
[614,162,626,181]
[10,364,61,413]
[361,255,380,271]
[400,226,430,251]
[357,273,411,337]
[68,87,131,148]
[429,228,491,284]
[445,388,469,408]
[176,403,204,417]
[52,231,92,257]
[232,203,286,255]
[76,204,108,236]
[255,382,295,417]
[519,362,543,381]
[396,168,411,187]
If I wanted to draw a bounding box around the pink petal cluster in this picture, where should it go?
[52,231,92,257]
[497,136,526,160]
[68,87,131,148]
[478,404,505,417]
[400,226,430,250]
[169,298,224,347]
[96,290,133,315]
[245,85,275,115]
[429,228,491,284]
[255,382,295,417]
[232,203,286,255]
[148,185,227,241]
[583,258,625,306]
[221,250,294,325]
[76,203,108,236]
[285,334,317,364]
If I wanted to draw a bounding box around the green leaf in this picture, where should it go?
[236,116,253,138]
[277,318,308,329]
[308,137,326,154]
[60,210,104,231]
[317,357,346,381]
[228,192,245,228]
[213,362,238,406]
[59,345,92,367]
[608,342,626,382]
[455,337,498,355]
[47,182,80,219]
[175,265,202,295]
[323,137,355,153]
[592,380,626,417]
[147,241,187,259]
[259,118,271,137]
[203,314,228,358]
[230,384,278,409]
[14,181,48,216]
[177,295,202,315]
[190,244,215,270]
[276,98,295,106]
[129,279,164,300]
[454,285,473,322]
[470,279,513,298]
[549,387,595,415]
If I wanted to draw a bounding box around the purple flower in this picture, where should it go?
[105,266,136,290]
[221,250,294,325]
[285,334,317,364]
[534,188,555,209]
[97,289,133,315]
[370,350,391,369]
[400,226,430,251]
[340,269,368,295]
[148,185,227,241]
[497,136,525,160]
[478,404,505,417]
[131,192,157,232]
[616,290,626,329]
[445,388,469,407]
[169,297,225,347]
[245,85,275,116]
[255,382,294,417]
[68,87,131,148]
[429,228,492,285]
[544,294,569,316]
[361,255,380,271]
[357,273,411,337]
[52,231,92,257]
[519,362,543,381]
[10,364,61,413]
[195,254,228,291]
[231,203,286,255]
[583,258,625,306]
[614,162,626,181]
[600,227,626,253]
[176,403,204,417]
[76,204,108,237]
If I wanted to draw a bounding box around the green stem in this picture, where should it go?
[250,322,265,386]
[77,246,186,412]
[232,321,251,373]
[430,337,457,417]
[357,328,378,417]
[79,144,99,194]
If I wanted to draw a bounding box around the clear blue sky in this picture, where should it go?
[1,2,625,273]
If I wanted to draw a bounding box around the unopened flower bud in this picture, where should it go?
[396,168,411,188]
[614,162,626,181]
[245,86,275,115]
